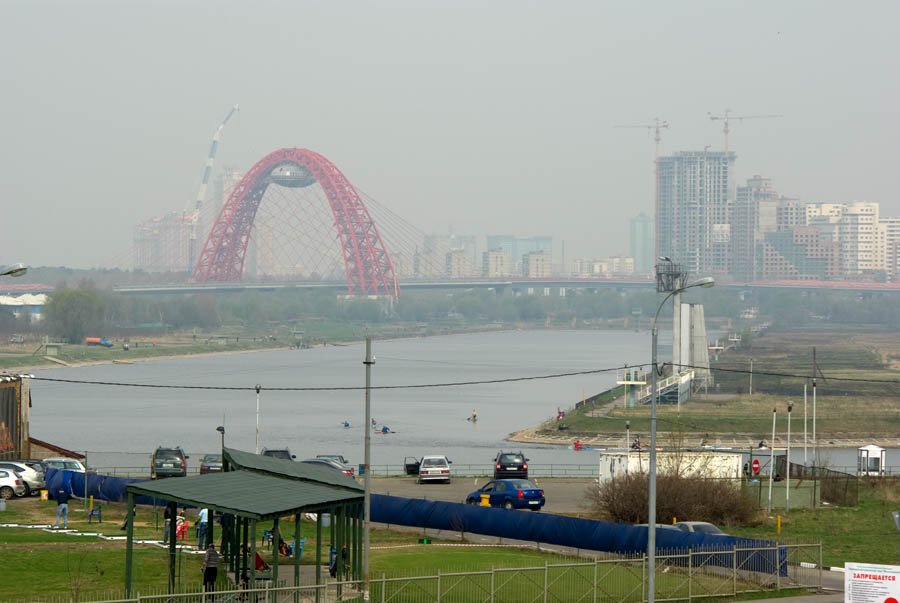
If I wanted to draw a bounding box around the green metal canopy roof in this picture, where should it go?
[125,470,362,520]
[224,447,363,492]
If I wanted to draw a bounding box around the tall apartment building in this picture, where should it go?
[572,256,635,277]
[482,248,513,277]
[657,151,735,276]
[629,213,654,275]
[522,251,552,278]
[133,211,194,273]
[838,203,885,275]
[486,235,552,274]
[880,217,900,278]
[731,176,779,282]
[445,248,475,278]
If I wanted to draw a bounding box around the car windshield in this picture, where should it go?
[509,479,536,489]
[499,454,524,464]
[202,455,222,462]
[421,458,447,467]
[693,523,724,535]
[156,449,183,458]
[265,450,292,459]
[63,461,82,470]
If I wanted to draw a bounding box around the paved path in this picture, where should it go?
[370,476,593,514]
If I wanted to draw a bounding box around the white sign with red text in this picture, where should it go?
[845,562,900,603]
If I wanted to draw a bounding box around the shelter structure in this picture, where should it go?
[123,447,364,597]
[858,444,886,477]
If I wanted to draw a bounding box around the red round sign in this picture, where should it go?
[751,459,761,475]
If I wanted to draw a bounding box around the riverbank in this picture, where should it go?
[507,327,900,451]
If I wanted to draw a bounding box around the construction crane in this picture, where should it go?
[708,109,781,154]
[187,104,239,272]
[615,117,669,161]
[615,118,669,261]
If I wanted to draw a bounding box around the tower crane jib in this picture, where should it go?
[707,110,781,154]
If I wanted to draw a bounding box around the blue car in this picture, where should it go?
[465,479,545,511]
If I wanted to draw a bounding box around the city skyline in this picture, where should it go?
[3,2,898,270]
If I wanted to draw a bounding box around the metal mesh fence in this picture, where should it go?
[19,543,821,603]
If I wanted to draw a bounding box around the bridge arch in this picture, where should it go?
[193,148,400,297]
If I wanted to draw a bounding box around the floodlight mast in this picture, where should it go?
[648,261,714,603]
[0,263,27,278]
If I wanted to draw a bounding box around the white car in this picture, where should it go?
[0,461,44,496]
[42,457,88,473]
[0,468,27,499]
[673,521,726,535]
[417,455,452,484]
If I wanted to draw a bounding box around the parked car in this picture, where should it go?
[300,458,354,476]
[466,479,545,510]
[261,448,296,460]
[673,521,726,535]
[0,468,26,499]
[199,453,223,474]
[417,455,452,484]
[493,451,529,479]
[0,461,44,496]
[151,447,188,479]
[315,454,354,476]
[42,457,88,473]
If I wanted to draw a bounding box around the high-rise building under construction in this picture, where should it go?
[656,151,735,277]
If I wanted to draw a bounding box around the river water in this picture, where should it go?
[27,329,889,474]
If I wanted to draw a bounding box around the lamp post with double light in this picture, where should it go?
[0,264,27,278]
[216,425,225,469]
[648,266,714,603]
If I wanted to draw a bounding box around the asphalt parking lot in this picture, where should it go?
[368,476,595,514]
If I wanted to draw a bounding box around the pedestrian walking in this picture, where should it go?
[197,508,209,549]
[53,487,70,529]
[202,544,221,592]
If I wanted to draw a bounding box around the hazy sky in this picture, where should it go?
[2,1,898,270]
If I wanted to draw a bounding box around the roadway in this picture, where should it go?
[368,475,592,515]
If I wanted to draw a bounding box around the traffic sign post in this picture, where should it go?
[752,458,761,475]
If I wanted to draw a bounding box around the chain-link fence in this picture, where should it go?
[16,543,822,603]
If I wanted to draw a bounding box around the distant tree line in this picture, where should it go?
[6,275,900,344]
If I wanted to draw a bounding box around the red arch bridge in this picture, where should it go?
[193,148,400,298]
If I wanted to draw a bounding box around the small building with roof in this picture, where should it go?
[123,447,364,596]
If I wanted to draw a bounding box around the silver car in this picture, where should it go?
[0,469,26,499]
[0,461,44,496]
[417,455,452,484]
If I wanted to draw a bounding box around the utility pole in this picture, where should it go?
[707,110,781,155]
[363,337,374,601]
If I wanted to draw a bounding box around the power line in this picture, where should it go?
[29,365,627,391]
[23,360,900,393]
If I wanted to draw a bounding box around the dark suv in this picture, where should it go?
[151,446,189,479]
[493,451,529,479]
[261,448,296,461]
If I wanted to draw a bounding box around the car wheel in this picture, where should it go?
[0,486,13,500]
[502,500,513,510]
[530,507,541,512]
[466,498,478,505]
[19,483,31,497]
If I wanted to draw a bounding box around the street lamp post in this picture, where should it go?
[648,273,714,603]
[767,406,777,513]
[254,384,261,454]
[0,263,27,278]
[625,420,631,450]
[786,401,793,511]
[363,337,374,601]
[216,425,225,469]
